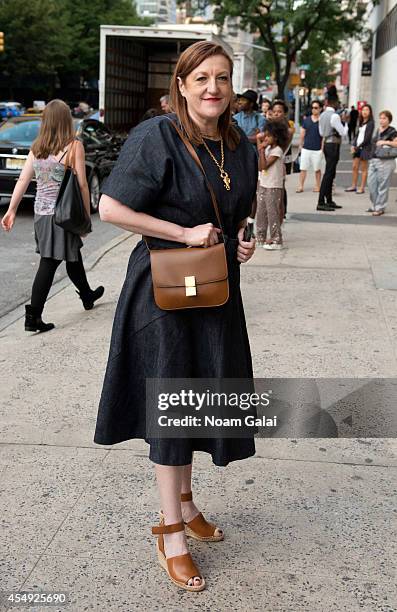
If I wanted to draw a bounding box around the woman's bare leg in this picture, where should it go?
[155,463,202,587]
[181,459,224,537]
[359,160,368,191]
[181,461,201,522]
[298,170,307,190]
[315,169,321,191]
[350,157,359,188]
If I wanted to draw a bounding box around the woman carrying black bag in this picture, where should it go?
[367,110,397,216]
[1,99,104,332]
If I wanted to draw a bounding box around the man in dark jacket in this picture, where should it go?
[348,105,359,143]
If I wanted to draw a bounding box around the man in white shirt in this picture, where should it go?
[317,96,348,211]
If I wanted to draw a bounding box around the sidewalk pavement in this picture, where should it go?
[1,171,396,612]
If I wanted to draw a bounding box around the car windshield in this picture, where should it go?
[0,120,40,146]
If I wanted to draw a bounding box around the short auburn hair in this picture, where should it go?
[380,109,393,122]
[169,40,240,150]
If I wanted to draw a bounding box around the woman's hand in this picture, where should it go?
[1,209,16,232]
[183,223,221,247]
[377,140,389,147]
[237,226,255,263]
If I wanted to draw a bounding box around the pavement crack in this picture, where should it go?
[253,455,396,468]
[17,449,112,591]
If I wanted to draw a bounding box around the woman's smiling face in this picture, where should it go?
[178,54,232,124]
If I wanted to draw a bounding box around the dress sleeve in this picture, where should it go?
[100,119,170,212]
[271,146,283,158]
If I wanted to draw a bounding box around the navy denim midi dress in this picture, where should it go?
[94,114,258,466]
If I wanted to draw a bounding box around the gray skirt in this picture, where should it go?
[34,214,83,262]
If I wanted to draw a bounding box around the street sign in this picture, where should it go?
[361,61,372,76]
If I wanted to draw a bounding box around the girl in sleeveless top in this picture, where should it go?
[1,99,104,332]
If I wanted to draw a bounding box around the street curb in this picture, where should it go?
[0,231,133,333]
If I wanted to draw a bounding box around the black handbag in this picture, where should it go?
[293,152,301,173]
[54,141,92,235]
[374,129,397,159]
[375,145,397,159]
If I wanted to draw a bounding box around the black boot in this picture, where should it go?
[76,286,105,310]
[25,305,55,333]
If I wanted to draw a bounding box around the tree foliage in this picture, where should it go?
[59,0,151,79]
[0,0,149,92]
[0,0,71,86]
[211,0,368,97]
[299,32,337,98]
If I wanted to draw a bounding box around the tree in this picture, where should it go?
[0,0,72,94]
[211,0,368,98]
[58,0,150,82]
[0,0,149,96]
[299,32,337,102]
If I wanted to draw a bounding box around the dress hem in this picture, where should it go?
[93,434,256,467]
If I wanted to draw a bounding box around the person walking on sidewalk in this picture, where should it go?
[367,110,397,216]
[0,99,104,332]
[317,93,348,211]
[348,105,359,143]
[296,100,323,193]
[345,104,374,194]
[256,120,290,249]
[94,41,257,593]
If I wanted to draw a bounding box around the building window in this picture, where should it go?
[375,4,397,59]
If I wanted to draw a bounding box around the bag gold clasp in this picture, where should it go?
[185,276,197,297]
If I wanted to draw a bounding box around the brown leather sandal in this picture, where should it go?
[181,492,224,542]
[152,520,206,592]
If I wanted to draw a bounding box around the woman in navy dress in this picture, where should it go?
[94,41,257,591]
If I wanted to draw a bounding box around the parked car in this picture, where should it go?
[0,116,124,211]
[0,102,24,120]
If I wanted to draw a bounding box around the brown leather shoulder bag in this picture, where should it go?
[145,121,229,311]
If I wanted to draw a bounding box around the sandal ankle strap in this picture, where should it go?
[152,521,184,535]
[181,491,193,502]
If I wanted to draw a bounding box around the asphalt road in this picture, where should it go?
[0,202,124,318]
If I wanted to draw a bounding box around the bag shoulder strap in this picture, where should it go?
[168,120,224,234]
[58,148,68,163]
[64,139,78,170]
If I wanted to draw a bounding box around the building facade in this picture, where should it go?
[347,0,397,121]
[370,0,397,120]
[136,0,177,24]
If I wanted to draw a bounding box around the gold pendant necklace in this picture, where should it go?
[202,137,231,191]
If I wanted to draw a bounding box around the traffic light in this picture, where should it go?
[0,32,4,53]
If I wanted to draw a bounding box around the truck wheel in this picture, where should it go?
[89,172,100,213]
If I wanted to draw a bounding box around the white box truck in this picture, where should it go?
[99,24,255,132]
